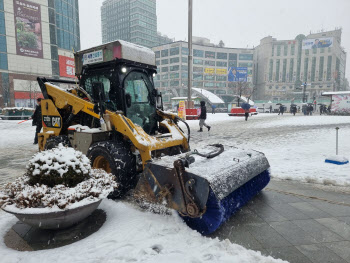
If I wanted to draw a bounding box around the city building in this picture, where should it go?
[102,0,162,48]
[254,29,347,102]
[152,39,254,108]
[0,0,80,108]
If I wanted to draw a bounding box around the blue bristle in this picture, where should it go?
[183,169,270,235]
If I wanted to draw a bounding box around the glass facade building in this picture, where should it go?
[102,0,159,48]
[0,0,81,108]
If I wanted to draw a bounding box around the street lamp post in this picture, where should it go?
[302,82,307,103]
[187,0,192,106]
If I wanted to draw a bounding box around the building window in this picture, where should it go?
[205,60,215,66]
[170,47,179,56]
[291,45,295,56]
[161,74,168,80]
[269,59,273,81]
[282,59,287,82]
[0,11,5,35]
[319,56,324,80]
[320,48,325,53]
[170,65,179,71]
[205,51,215,58]
[0,53,7,69]
[277,45,281,56]
[170,57,180,64]
[161,49,168,57]
[182,47,189,55]
[216,75,227,81]
[193,74,203,80]
[170,73,179,79]
[305,49,309,55]
[0,0,3,10]
[304,58,309,82]
[289,59,294,82]
[311,57,316,82]
[170,80,179,86]
[312,48,317,54]
[204,75,215,80]
[228,61,237,67]
[193,59,203,65]
[272,45,274,56]
[284,44,288,56]
[193,49,204,57]
[162,66,168,72]
[275,60,280,81]
[217,52,227,60]
[216,61,227,67]
[238,62,252,67]
[155,51,160,58]
[193,81,203,87]
[239,54,253,60]
[156,60,160,66]
[193,66,203,73]
[182,57,188,64]
[229,53,237,60]
[0,35,7,52]
[161,59,169,65]
[327,55,332,80]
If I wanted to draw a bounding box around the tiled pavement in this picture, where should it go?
[210,180,350,263]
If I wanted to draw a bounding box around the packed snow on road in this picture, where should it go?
[0,113,349,262]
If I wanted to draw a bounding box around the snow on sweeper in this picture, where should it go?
[35,40,270,235]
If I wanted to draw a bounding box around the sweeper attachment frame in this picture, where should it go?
[135,144,270,235]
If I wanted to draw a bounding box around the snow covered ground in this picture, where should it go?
[0,113,350,262]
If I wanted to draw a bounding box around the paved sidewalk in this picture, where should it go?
[211,179,350,263]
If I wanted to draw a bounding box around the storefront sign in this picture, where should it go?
[59,56,76,78]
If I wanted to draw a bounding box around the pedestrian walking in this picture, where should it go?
[278,105,284,115]
[198,101,211,132]
[244,109,250,121]
[31,98,42,144]
[211,104,216,114]
[269,105,272,113]
[291,105,297,116]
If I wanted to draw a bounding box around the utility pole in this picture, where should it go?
[187,0,192,105]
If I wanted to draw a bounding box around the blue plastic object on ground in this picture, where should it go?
[183,169,270,235]
[325,159,349,165]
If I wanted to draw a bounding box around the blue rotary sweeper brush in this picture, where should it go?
[135,144,270,235]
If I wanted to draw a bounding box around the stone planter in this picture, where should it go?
[3,199,102,229]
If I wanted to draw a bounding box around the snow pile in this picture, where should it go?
[0,200,285,263]
[0,145,117,211]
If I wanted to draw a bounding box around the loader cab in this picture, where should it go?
[80,61,158,134]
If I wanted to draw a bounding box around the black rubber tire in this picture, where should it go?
[87,141,136,199]
[44,135,71,150]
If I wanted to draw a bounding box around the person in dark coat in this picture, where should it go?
[291,105,297,116]
[278,105,284,115]
[244,109,250,121]
[31,98,42,144]
[198,101,211,132]
[269,105,272,113]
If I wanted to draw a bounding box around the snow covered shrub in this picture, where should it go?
[0,145,117,210]
[26,144,91,187]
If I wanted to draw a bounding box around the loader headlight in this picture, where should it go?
[153,73,156,77]
[121,67,127,73]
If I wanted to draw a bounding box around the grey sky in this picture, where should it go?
[79,0,350,79]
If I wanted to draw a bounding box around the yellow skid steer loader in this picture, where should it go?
[36,40,270,235]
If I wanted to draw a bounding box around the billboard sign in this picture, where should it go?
[59,56,76,78]
[14,0,43,58]
[204,68,215,74]
[302,37,333,50]
[216,69,227,75]
[228,67,247,82]
[331,95,350,114]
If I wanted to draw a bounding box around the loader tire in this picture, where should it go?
[87,141,136,199]
[45,135,71,150]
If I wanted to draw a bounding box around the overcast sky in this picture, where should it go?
[79,0,350,79]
